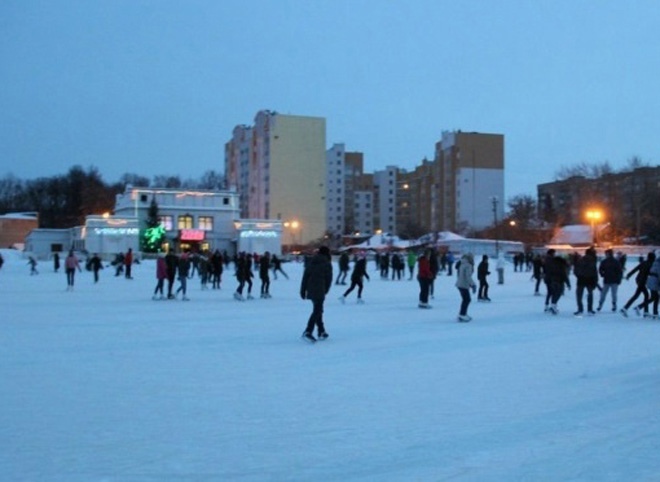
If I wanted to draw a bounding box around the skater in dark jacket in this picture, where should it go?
[621,252,655,317]
[259,251,272,298]
[339,252,369,304]
[165,250,178,299]
[89,253,103,283]
[597,249,623,312]
[544,249,571,314]
[300,246,333,342]
[477,255,491,301]
[336,251,350,285]
[573,248,598,315]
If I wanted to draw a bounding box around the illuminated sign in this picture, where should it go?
[93,227,140,236]
[180,229,205,241]
[239,230,278,238]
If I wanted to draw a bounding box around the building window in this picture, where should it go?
[199,216,213,231]
[159,215,174,231]
[178,215,193,230]
[223,198,230,205]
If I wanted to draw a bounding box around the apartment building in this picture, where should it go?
[435,131,505,232]
[538,166,660,239]
[225,110,327,244]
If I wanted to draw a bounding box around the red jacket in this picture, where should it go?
[156,257,167,280]
[417,256,432,279]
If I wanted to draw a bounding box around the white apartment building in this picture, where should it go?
[437,131,505,232]
[326,143,346,236]
[373,167,398,235]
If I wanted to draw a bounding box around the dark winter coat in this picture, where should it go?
[338,252,350,271]
[599,255,623,284]
[300,253,333,301]
[626,257,653,286]
[574,253,598,288]
[259,256,271,279]
[165,253,178,278]
[350,258,369,282]
[544,255,570,287]
[477,260,490,282]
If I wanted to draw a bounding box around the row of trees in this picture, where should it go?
[0,166,226,228]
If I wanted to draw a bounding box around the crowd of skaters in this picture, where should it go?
[5,241,658,341]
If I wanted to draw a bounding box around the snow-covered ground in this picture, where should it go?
[2,248,660,481]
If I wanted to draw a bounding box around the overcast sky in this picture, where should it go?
[2,0,660,199]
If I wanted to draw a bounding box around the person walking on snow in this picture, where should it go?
[300,246,333,342]
[455,253,477,322]
[339,251,370,304]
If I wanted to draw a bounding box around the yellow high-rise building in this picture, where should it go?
[225,110,327,245]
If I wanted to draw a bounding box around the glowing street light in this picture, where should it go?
[585,209,603,246]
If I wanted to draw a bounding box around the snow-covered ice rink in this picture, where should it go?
[2,248,660,481]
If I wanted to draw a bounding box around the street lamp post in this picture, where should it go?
[585,209,603,246]
[491,196,499,256]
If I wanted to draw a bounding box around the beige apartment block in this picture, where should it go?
[226,110,327,245]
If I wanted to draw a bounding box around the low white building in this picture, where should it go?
[114,186,243,254]
[23,186,286,260]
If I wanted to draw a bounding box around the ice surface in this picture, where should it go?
[2,248,660,481]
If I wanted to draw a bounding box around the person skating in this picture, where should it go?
[339,251,369,304]
[543,249,571,315]
[64,249,82,291]
[259,251,272,298]
[336,251,350,285]
[407,250,417,280]
[271,254,288,280]
[573,247,598,316]
[597,249,623,312]
[416,249,433,308]
[124,248,134,279]
[621,252,655,317]
[300,246,333,342]
[53,252,60,273]
[635,253,660,319]
[89,253,103,283]
[477,254,491,301]
[496,253,505,285]
[532,254,544,296]
[455,253,477,322]
[165,250,178,299]
[27,256,38,275]
[234,252,254,300]
[152,253,167,300]
[175,250,191,300]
